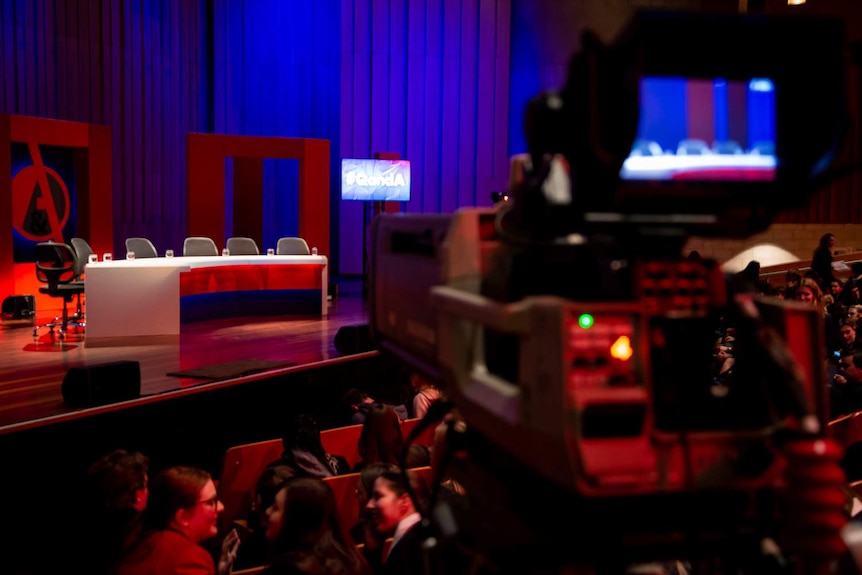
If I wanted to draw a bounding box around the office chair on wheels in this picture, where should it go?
[68,237,93,324]
[32,242,86,340]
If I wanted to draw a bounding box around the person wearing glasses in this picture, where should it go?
[115,465,240,575]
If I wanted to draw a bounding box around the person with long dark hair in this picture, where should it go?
[811,232,837,289]
[354,404,404,471]
[262,476,371,575]
[272,413,350,478]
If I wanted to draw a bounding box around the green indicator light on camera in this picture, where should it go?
[578,314,594,329]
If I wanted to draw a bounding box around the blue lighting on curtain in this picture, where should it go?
[747,78,775,150]
[713,79,729,143]
[214,0,340,253]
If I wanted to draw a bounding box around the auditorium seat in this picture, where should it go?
[320,423,363,469]
[217,424,362,536]
[218,422,426,537]
[217,438,282,535]
[400,418,437,449]
[322,472,362,533]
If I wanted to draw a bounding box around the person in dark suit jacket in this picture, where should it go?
[115,465,240,575]
[363,468,431,575]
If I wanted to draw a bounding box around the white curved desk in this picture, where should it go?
[84,255,328,346]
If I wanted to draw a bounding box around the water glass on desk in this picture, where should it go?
[222,248,230,256]
[266,248,275,256]
[88,254,98,264]
[103,253,113,262]
[126,251,135,261]
[311,247,318,256]
[165,249,174,258]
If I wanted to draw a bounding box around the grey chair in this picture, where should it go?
[712,140,743,155]
[629,139,663,157]
[276,237,310,255]
[676,139,711,156]
[70,237,94,277]
[184,236,219,256]
[226,236,260,255]
[125,237,159,258]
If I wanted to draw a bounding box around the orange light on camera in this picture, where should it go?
[610,335,633,361]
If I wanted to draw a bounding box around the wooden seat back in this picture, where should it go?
[218,438,282,535]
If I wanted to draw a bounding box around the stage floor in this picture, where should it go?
[0,280,370,433]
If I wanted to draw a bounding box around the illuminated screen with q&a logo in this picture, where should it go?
[341,159,411,202]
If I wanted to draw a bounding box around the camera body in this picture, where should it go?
[369,9,850,572]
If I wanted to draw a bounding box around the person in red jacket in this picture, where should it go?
[115,465,239,575]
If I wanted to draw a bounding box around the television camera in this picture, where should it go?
[369,9,854,574]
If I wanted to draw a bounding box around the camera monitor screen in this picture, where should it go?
[620,77,776,181]
[341,158,411,202]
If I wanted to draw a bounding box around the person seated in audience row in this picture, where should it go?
[409,373,442,419]
[355,403,404,472]
[790,277,842,358]
[363,468,432,575]
[341,387,409,425]
[233,464,297,571]
[261,476,371,575]
[270,413,351,478]
[835,318,862,360]
[832,351,862,419]
[351,462,401,548]
[115,465,240,575]
[75,448,150,574]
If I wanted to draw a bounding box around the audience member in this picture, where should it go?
[271,413,351,478]
[840,278,862,309]
[431,411,468,497]
[355,403,404,471]
[262,476,371,575]
[75,448,150,574]
[793,277,840,356]
[404,444,431,469]
[233,464,296,570]
[341,387,409,425]
[811,232,837,289]
[350,462,400,548]
[832,351,862,418]
[784,269,802,299]
[115,465,240,575]
[363,468,431,575]
[837,319,862,358]
[410,373,441,419]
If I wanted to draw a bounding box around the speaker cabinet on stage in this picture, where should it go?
[334,323,375,355]
[1,295,35,319]
[62,360,142,407]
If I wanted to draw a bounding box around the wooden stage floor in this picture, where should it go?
[0,281,372,433]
